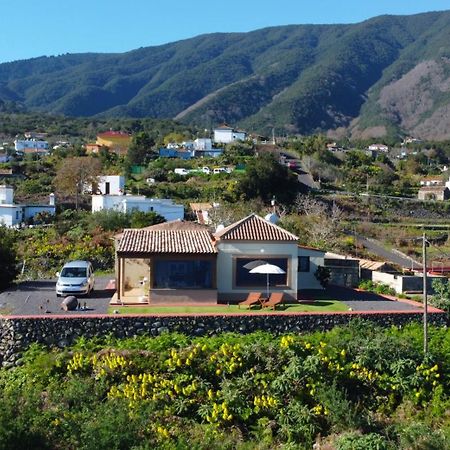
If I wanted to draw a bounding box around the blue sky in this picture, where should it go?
[1,0,449,63]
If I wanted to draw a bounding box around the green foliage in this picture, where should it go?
[0,227,18,290]
[337,432,391,450]
[85,209,165,232]
[358,280,396,296]
[16,225,114,278]
[129,211,166,228]
[431,278,450,313]
[127,131,156,165]
[237,153,300,203]
[1,323,449,448]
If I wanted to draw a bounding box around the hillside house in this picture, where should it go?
[418,186,450,201]
[14,139,50,155]
[94,131,131,155]
[0,185,55,227]
[420,176,443,186]
[194,138,212,151]
[368,144,389,152]
[213,124,247,144]
[92,175,184,221]
[114,214,338,304]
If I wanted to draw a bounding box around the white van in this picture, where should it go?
[202,166,211,174]
[174,168,189,175]
[56,260,95,297]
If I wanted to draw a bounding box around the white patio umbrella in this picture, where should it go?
[243,259,267,270]
[249,263,286,298]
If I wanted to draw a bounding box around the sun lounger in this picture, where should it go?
[262,292,284,310]
[238,292,263,309]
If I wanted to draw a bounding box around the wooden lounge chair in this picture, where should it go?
[238,292,263,309]
[262,292,284,310]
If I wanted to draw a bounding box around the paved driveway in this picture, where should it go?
[324,285,423,311]
[0,276,114,316]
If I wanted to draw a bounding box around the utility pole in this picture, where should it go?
[423,232,428,356]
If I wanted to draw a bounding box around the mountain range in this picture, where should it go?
[1,10,450,139]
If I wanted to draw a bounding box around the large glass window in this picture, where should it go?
[235,258,288,288]
[154,260,213,289]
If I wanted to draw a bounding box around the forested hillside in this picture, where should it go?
[2,11,450,138]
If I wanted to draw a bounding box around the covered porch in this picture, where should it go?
[115,253,217,304]
[115,221,219,305]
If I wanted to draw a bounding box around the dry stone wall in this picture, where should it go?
[0,312,447,367]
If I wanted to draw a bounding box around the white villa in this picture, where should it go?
[213,125,247,144]
[92,175,184,222]
[0,185,56,227]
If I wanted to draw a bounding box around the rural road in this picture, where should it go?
[354,233,422,270]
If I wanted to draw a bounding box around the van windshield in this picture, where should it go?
[61,267,87,278]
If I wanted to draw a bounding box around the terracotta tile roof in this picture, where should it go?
[117,220,216,254]
[214,214,298,241]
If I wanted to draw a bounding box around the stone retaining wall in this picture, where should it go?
[0,311,447,367]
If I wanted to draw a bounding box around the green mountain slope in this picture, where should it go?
[1,10,450,137]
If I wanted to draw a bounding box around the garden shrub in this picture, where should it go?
[337,432,391,450]
[0,322,448,449]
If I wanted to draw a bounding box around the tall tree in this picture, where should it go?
[127,132,155,165]
[54,157,102,209]
[237,153,299,204]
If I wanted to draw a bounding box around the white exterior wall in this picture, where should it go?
[233,131,246,141]
[216,242,298,298]
[97,175,125,195]
[92,195,184,221]
[0,186,14,204]
[194,138,212,150]
[297,248,326,289]
[214,129,234,144]
[0,205,23,227]
[14,140,49,151]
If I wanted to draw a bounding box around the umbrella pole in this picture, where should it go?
[266,273,269,298]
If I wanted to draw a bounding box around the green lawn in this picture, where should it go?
[108,300,348,315]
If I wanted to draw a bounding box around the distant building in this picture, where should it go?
[92,175,184,221]
[193,138,212,151]
[194,148,224,158]
[0,185,55,227]
[158,148,194,159]
[213,124,247,144]
[94,175,125,195]
[420,176,443,187]
[95,131,131,155]
[367,144,389,152]
[85,144,102,154]
[418,186,450,201]
[24,132,47,140]
[402,137,422,146]
[14,139,50,154]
